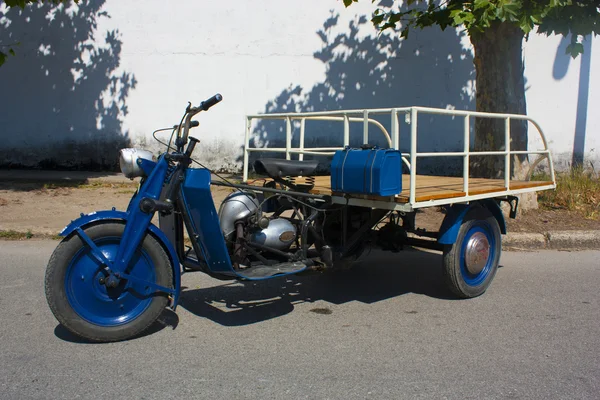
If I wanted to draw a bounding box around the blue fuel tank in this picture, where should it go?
[330,147,402,196]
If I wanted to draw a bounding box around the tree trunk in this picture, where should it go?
[471,21,527,178]
[471,22,537,209]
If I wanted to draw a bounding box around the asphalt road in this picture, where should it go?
[0,241,598,400]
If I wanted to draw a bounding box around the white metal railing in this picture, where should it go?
[243,106,556,208]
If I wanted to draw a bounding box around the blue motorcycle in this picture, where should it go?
[45,94,508,342]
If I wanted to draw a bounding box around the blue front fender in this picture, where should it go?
[60,210,181,308]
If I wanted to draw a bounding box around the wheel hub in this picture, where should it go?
[464,231,490,275]
[66,238,156,326]
[104,274,121,288]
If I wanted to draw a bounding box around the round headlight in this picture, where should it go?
[119,148,155,179]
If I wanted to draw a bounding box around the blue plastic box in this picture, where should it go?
[330,147,402,196]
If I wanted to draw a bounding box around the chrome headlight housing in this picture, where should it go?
[119,148,156,179]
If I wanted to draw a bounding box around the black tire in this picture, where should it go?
[442,207,501,298]
[45,222,173,342]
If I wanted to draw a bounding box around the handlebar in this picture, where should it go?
[173,120,199,129]
[199,93,223,111]
[177,93,223,150]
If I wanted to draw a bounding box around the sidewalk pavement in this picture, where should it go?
[1,170,598,251]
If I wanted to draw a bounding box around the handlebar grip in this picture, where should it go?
[199,93,223,111]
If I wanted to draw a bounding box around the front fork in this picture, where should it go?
[75,156,177,300]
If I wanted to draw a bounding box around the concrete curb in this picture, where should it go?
[503,230,600,251]
[2,225,597,252]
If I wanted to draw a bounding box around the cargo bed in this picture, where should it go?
[274,175,552,203]
[242,106,556,211]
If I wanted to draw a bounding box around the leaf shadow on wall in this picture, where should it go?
[244,10,475,177]
[0,0,136,171]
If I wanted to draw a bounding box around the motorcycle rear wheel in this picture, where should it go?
[45,222,172,342]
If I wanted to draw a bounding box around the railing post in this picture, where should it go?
[391,108,399,149]
[299,118,306,161]
[505,117,511,190]
[548,150,557,184]
[409,108,418,205]
[243,117,252,182]
[343,114,350,147]
[463,115,470,195]
[363,110,369,145]
[285,116,292,160]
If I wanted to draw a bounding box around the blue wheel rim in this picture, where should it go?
[65,236,157,326]
[459,222,497,287]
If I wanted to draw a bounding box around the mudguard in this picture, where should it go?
[59,210,182,308]
[438,200,506,245]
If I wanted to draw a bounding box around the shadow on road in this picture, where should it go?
[179,248,459,327]
[53,248,500,340]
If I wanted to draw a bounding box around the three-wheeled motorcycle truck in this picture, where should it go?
[44,94,556,342]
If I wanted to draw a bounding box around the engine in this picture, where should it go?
[218,191,297,251]
[218,191,260,238]
[249,218,297,250]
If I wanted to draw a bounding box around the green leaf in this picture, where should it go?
[8,49,16,56]
[343,0,354,7]
[389,12,402,24]
[566,42,585,58]
[452,11,472,26]
[503,3,520,17]
[519,15,533,33]
[372,14,385,26]
[449,9,461,18]
[419,14,434,27]
[365,0,600,49]
[0,52,6,67]
[474,0,490,11]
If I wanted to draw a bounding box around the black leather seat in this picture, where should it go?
[254,158,319,178]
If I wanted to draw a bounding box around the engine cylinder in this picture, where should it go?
[250,218,297,251]
[218,192,259,238]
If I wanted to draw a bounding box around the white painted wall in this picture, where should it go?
[524,33,598,170]
[97,0,343,170]
[0,0,597,171]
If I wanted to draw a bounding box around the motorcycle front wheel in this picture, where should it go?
[45,222,173,342]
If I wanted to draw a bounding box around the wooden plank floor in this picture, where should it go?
[278,175,554,203]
